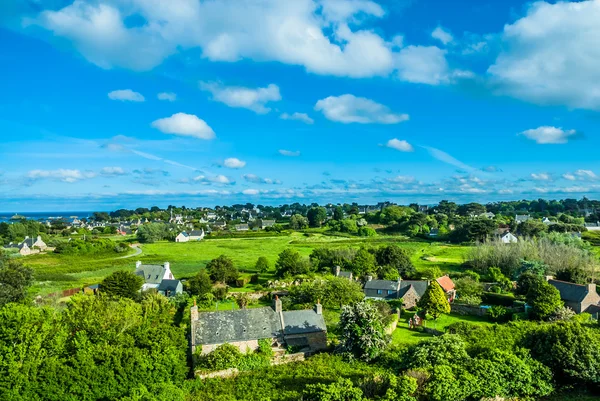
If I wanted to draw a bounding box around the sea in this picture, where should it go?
[0,211,96,223]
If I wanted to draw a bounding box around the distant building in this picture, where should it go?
[6,235,48,256]
[333,265,353,280]
[261,220,276,229]
[158,279,183,297]
[363,277,428,309]
[515,214,531,224]
[235,224,249,231]
[585,222,600,231]
[500,232,518,244]
[134,261,181,294]
[175,229,205,242]
[190,297,327,355]
[436,275,456,302]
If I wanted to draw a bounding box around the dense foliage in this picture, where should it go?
[0,255,33,307]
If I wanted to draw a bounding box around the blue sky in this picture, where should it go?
[1,0,600,211]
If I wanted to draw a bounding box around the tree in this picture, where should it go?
[303,378,365,401]
[350,248,376,276]
[289,214,309,230]
[451,218,496,243]
[487,267,512,293]
[357,226,376,237]
[255,256,270,274]
[454,277,483,299]
[519,220,548,237]
[339,219,358,233]
[307,207,327,227]
[101,270,143,299]
[0,256,33,307]
[515,272,544,296]
[275,249,309,277]
[526,281,563,320]
[374,245,415,278]
[206,255,239,284]
[338,300,389,361]
[233,293,250,309]
[324,277,365,309]
[333,206,344,221]
[188,270,213,297]
[418,281,450,321]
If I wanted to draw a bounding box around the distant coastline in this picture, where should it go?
[0,211,96,223]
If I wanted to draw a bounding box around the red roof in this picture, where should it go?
[436,275,455,292]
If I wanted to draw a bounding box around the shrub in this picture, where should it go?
[195,344,242,371]
[487,305,508,322]
[481,292,515,307]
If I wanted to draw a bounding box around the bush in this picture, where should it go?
[195,344,242,371]
[481,292,515,307]
[487,305,509,322]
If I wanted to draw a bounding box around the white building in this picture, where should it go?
[134,261,175,291]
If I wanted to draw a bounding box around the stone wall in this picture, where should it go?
[200,339,262,355]
[451,304,488,316]
[285,332,328,352]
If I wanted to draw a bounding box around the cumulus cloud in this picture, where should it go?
[242,174,281,185]
[151,113,215,140]
[29,0,449,83]
[563,169,598,181]
[157,92,176,101]
[387,175,415,184]
[200,81,281,114]
[431,26,453,45]
[488,0,600,110]
[108,89,145,102]
[100,167,127,176]
[531,173,551,181]
[315,94,409,124]
[223,158,246,169]
[280,112,314,124]
[279,149,301,157]
[27,169,96,183]
[242,188,261,195]
[519,126,578,144]
[395,46,450,85]
[192,174,233,185]
[385,138,414,152]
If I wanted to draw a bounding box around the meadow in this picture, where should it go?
[23,232,470,295]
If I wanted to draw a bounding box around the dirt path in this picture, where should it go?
[117,245,142,259]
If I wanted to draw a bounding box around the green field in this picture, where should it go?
[23,232,470,295]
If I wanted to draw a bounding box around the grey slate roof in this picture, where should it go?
[338,271,352,279]
[194,308,282,345]
[364,280,399,291]
[158,279,182,293]
[398,281,429,298]
[548,279,589,302]
[281,310,327,335]
[135,264,166,285]
[190,230,204,236]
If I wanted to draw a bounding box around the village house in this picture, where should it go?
[175,229,205,242]
[333,265,353,280]
[190,297,327,355]
[157,279,183,297]
[261,220,276,229]
[5,235,48,256]
[134,261,182,295]
[436,275,456,302]
[212,221,227,230]
[235,224,249,231]
[363,277,428,309]
[500,232,518,244]
[515,214,531,224]
[547,278,600,315]
[585,222,600,231]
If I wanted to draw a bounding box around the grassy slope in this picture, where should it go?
[24,232,470,295]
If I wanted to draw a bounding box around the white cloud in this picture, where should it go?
[395,46,449,85]
[193,174,232,185]
[488,0,600,110]
[387,175,415,184]
[100,167,127,176]
[563,169,598,181]
[30,0,449,82]
[280,112,314,124]
[151,113,215,140]
[243,174,281,185]
[223,158,246,169]
[519,126,577,144]
[157,92,176,101]
[562,173,576,181]
[200,81,281,114]
[27,169,96,183]
[531,173,551,181]
[279,149,301,157]
[242,188,261,195]
[431,26,453,45]
[386,138,413,152]
[108,89,145,102]
[315,94,409,124]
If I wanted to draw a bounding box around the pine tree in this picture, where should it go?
[418,281,451,321]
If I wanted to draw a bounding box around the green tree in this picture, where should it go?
[333,206,344,221]
[515,272,544,296]
[303,378,365,401]
[255,256,270,274]
[357,226,376,237]
[101,270,144,299]
[187,270,213,297]
[275,249,309,277]
[454,277,483,298]
[340,219,358,233]
[325,277,365,309]
[350,248,376,276]
[519,219,548,237]
[206,255,239,284]
[307,207,328,227]
[418,281,450,321]
[374,245,415,278]
[527,281,563,320]
[338,300,388,361]
[289,214,309,230]
[0,256,33,307]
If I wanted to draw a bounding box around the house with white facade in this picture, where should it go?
[175,229,205,242]
[134,261,181,295]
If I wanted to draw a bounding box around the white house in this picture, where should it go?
[515,214,531,224]
[175,229,205,242]
[585,222,600,231]
[500,232,518,244]
[134,261,175,291]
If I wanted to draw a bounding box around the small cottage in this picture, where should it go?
[547,278,600,315]
[134,261,182,294]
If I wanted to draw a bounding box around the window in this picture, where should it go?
[377,289,383,294]
[388,290,394,295]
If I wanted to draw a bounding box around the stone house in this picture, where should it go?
[8,235,48,256]
[134,261,181,292]
[436,275,456,302]
[333,265,353,280]
[190,297,327,355]
[363,278,428,308]
[547,278,600,314]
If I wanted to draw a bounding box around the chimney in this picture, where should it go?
[334,265,341,276]
[588,283,597,295]
[545,275,554,282]
[366,275,373,282]
[315,300,322,315]
[37,235,42,241]
[164,262,170,271]
[273,295,282,313]
[135,261,142,269]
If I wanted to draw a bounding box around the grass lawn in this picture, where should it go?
[392,312,494,346]
[23,232,470,296]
